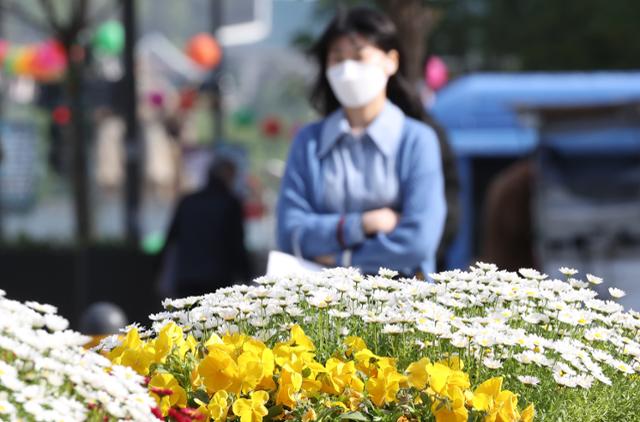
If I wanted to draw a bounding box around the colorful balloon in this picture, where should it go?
[52,106,71,126]
[14,46,37,76]
[179,88,197,110]
[0,40,9,65]
[32,40,66,81]
[261,116,282,139]
[93,21,125,56]
[186,33,222,69]
[233,108,255,127]
[148,91,165,108]
[425,56,449,91]
[3,48,19,75]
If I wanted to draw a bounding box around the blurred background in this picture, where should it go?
[1,0,639,329]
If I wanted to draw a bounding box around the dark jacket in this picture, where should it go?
[164,180,250,295]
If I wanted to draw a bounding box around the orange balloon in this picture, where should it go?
[186,33,221,69]
[15,46,37,76]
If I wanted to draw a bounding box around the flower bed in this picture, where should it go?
[0,290,158,421]
[100,264,640,421]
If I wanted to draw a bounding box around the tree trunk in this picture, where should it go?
[377,0,442,85]
[122,0,141,245]
[63,44,91,246]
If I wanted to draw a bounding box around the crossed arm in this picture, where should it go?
[276,131,445,274]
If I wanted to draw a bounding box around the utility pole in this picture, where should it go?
[0,0,4,241]
[122,0,141,245]
[211,0,224,146]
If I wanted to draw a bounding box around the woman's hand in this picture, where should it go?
[314,255,336,266]
[362,208,400,235]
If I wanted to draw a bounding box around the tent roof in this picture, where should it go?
[430,72,640,155]
[432,72,640,130]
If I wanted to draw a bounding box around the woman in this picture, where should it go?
[276,7,446,277]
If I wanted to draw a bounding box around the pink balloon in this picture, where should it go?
[33,40,66,80]
[425,56,448,91]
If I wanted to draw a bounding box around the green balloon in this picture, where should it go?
[3,49,19,74]
[233,108,255,127]
[93,21,124,56]
[141,231,165,255]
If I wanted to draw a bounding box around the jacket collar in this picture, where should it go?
[318,100,405,158]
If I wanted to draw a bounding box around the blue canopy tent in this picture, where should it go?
[430,72,640,269]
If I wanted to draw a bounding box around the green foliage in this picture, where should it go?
[431,0,640,71]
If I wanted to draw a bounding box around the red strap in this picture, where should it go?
[337,215,346,249]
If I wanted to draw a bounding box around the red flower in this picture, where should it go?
[150,386,174,397]
[168,408,192,422]
[151,407,164,420]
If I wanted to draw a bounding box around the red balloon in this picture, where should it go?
[52,106,71,125]
[261,117,282,139]
[179,89,197,110]
[425,56,448,91]
[186,33,222,69]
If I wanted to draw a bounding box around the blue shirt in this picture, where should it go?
[276,100,446,276]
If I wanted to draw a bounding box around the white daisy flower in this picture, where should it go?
[517,375,540,386]
[586,274,603,285]
[559,267,578,276]
[608,287,626,299]
[483,357,503,369]
[378,267,399,278]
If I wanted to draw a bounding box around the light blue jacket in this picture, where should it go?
[276,100,446,276]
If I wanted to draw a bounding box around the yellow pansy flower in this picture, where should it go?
[437,355,464,371]
[149,373,187,416]
[354,348,379,376]
[344,336,368,356]
[243,340,276,390]
[427,363,470,396]
[120,342,156,375]
[301,360,325,395]
[276,368,303,408]
[520,404,535,422]
[431,383,468,422]
[107,328,143,363]
[290,325,316,352]
[153,322,185,362]
[198,349,239,394]
[366,365,406,407]
[322,358,362,396]
[237,351,264,394]
[232,390,270,422]
[496,390,519,422]
[223,332,250,359]
[406,357,431,390]
[209,390,231,422]
[178,333,198,358]
[471,377,502,414]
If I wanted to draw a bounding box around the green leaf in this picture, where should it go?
[264,404,284,421]
[192,389,210,404]
[338,411,370,421]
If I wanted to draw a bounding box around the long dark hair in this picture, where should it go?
[310,7,461,266]
[309,6,427,122]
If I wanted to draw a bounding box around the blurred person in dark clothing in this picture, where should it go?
[160,157,250,298]
[481,158,536,271]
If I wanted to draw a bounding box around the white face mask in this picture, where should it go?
[326,59,389,108]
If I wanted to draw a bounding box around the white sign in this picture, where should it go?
[216,0,273,46]
[266,250,323,277]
